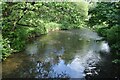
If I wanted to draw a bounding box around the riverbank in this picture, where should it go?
[2,23,84,61]
[2,22,61,61]
[92,25,120,64]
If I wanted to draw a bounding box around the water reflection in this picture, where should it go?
[100,41,110,53]
[2,29,111,78]
[35,56,85,78]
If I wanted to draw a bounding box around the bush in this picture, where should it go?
[107,26,120,45]
[1,38,14,61]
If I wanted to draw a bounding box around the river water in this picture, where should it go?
[2,29,119,79]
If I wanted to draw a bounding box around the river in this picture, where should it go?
[2,29,120,79]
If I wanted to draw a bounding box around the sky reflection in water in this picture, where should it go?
[2,29,110,78]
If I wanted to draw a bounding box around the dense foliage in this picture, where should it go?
[88,2,120,63]
[2,2,88,60]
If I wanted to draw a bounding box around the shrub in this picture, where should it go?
[1,38,14,61]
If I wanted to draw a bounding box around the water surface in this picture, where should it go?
[3,29,118,79]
